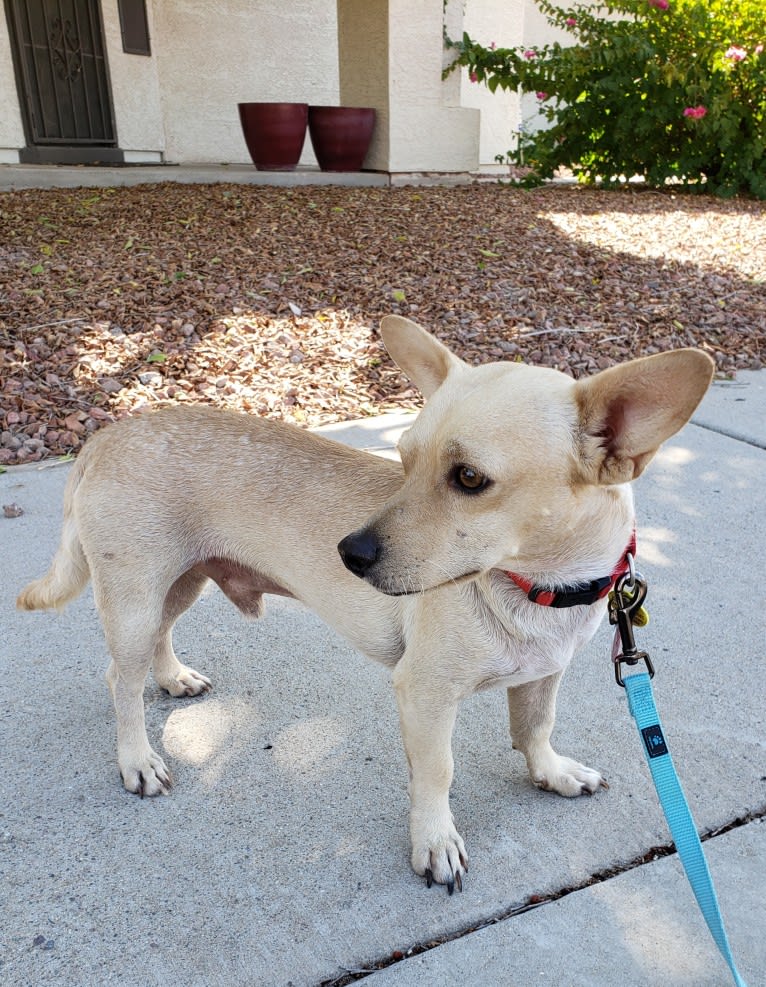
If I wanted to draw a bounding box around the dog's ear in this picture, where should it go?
[380,316,465,397]
[575,349,714,485]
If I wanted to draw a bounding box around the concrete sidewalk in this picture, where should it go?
[1,375,764,987]
[0,163,478,192]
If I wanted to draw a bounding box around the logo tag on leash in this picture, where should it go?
[640,724,668,759]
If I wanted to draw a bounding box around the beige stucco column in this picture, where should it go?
[337,0,480,173]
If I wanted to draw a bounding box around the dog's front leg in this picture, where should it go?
[152,570,213,698]
[507,672,607,797]
[393,654,467,893]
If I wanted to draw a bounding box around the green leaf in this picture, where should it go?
[391,289,407,303]
[146,351,167,363]
[29,264,44,275]
[455,0,766,197]
[478,248,500,257]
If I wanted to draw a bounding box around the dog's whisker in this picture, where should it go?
[423,558,466,593]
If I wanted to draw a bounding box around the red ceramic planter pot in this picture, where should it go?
[238,102,308,171]
[308,106,376,172]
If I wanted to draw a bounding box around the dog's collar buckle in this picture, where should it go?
[525,575,614,608]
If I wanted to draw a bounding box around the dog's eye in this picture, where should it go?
[451,465,490,494]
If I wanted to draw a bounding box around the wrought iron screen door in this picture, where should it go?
[6,0,122,162]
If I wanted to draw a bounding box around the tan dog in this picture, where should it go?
[18,317,713,893]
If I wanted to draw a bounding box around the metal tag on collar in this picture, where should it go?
[609,554,655,687]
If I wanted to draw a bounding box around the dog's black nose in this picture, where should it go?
[338,529,381,579]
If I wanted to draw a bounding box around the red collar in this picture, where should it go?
[504,531,636,608]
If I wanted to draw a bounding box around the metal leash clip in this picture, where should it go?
[608,554,654,687]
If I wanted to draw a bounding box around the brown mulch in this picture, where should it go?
[1,182,764,466]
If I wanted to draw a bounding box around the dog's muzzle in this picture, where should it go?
[338,529,381,580]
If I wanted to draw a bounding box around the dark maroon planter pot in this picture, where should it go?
[238,102,308,171]
[308,106,376,172]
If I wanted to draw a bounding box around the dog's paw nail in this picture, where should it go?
[446,875,455,896]
[454,870,463,893]
[600,778,610,790]
[424,868,433,889]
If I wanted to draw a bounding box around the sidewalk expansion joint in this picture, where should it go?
[319,804,766,986]
[691,419,766,450]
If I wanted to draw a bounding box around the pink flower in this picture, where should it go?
[566,17,577,27]
[536,92,549,100]
[469,71,478,83]
[523,49,537,60]
[648,0,669,9]
[490,41,497,50]
[755,44,764,55]
[724,46,747,62]
[683,105,707,119]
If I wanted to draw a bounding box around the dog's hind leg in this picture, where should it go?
[507,673,607,797]
[152,570,212,698]
[97,574,173,797]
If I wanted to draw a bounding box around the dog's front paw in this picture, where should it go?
[531,753,608,798]
[120,749,173,798]
[160,664,212,698]
[410,813,468,894]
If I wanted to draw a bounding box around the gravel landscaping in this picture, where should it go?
[1,182,764,466]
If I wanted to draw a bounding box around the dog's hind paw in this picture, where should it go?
[158,664,212,698]
[120,750,173,798]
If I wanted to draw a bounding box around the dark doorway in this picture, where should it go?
[5,0,123,163]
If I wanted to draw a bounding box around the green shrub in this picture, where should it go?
[446,0,766,197]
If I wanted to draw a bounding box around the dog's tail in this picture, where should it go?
[16,454,91,612]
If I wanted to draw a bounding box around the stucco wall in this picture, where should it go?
[101,1,164,160]
[386,0,477,173]
[151,0,340,165]
[0,10,26,161]
[339,0,479,174]
[456,0,526,169]
[337,0,390,169]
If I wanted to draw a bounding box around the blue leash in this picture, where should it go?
[623,673,747,987]
[610,567,747,987]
